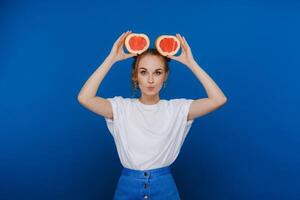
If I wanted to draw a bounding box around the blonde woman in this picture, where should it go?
[78,30,227,199]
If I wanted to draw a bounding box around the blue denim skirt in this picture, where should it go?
[113,165,181,200]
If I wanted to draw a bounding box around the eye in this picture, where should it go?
[155,71,162,75]
[140,71,146,75]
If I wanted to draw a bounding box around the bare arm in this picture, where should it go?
[77,55,116,119]
[168,34,227,121]
[187,60,227,120]
[77,55,115,100]
[77,30,136,119]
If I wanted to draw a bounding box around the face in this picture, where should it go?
[136,55,168,97]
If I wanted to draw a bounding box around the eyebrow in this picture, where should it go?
[139,67,163,71]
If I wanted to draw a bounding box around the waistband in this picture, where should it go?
[122,166,171,179]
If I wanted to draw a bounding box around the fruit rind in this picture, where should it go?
[155,35,181,56]
[125,33,150,54]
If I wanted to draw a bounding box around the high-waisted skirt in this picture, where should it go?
[113,165,181,200]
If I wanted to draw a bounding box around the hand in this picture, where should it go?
[167,33,196,67]
[108,30,137,63]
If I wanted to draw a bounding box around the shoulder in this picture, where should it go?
[168,98,194,105]
[167,98,194,113]
[107,96,132,100]
[107,96,135,105]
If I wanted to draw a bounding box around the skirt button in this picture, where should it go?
[144,172,148,176]
[144,183,148,188]
[143,195,149,199]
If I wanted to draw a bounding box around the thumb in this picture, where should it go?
[167,54,177,61]
[125,53,138,59]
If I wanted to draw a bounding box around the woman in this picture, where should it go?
[78,30,227,199]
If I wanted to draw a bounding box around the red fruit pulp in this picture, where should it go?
[159,38,178,53]
[129,36,147,50]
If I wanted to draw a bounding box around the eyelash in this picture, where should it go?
[140,71,162,75]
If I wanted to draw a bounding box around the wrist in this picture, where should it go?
[106,54,117,64]
[187,59,198,68]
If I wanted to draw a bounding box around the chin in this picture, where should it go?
[145,91,157,95]
[141,90,158,96]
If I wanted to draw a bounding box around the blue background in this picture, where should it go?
[1,0,299,199]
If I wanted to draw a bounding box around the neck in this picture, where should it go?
[139,94,160,105]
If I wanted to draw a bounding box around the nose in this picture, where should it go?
[148,75,154,83]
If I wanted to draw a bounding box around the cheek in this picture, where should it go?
[159,75,166,82]
[137,77,146,84]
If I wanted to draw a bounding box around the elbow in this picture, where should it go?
[77,95,96,104]
[222,96,227,104]
[219,97,228,106]
[77,95,84,104]
[213,96,227,106]
[77,95,88,104]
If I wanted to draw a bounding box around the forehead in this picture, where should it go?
[138,55,165,70]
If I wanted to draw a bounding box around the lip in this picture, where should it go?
[147,86,155,90]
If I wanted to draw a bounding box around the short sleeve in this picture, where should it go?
[104,96,125,137]
[170,98,195,137]
[180,99,194,127]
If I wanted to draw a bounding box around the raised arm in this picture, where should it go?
[167,33,227,121]
[77,30,136,119]
[186,59,227,120]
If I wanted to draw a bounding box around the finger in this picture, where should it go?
[166,54,178,61]
[124,52,138,59]
[176,33,187,51]
[182,36,191,49]
[121,30,132,43]
[115,32,126,44]
[115,30,131,46]
[117,31,133,49]
[178,34,187,50]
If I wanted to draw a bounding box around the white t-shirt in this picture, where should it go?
[104,96,194,171]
